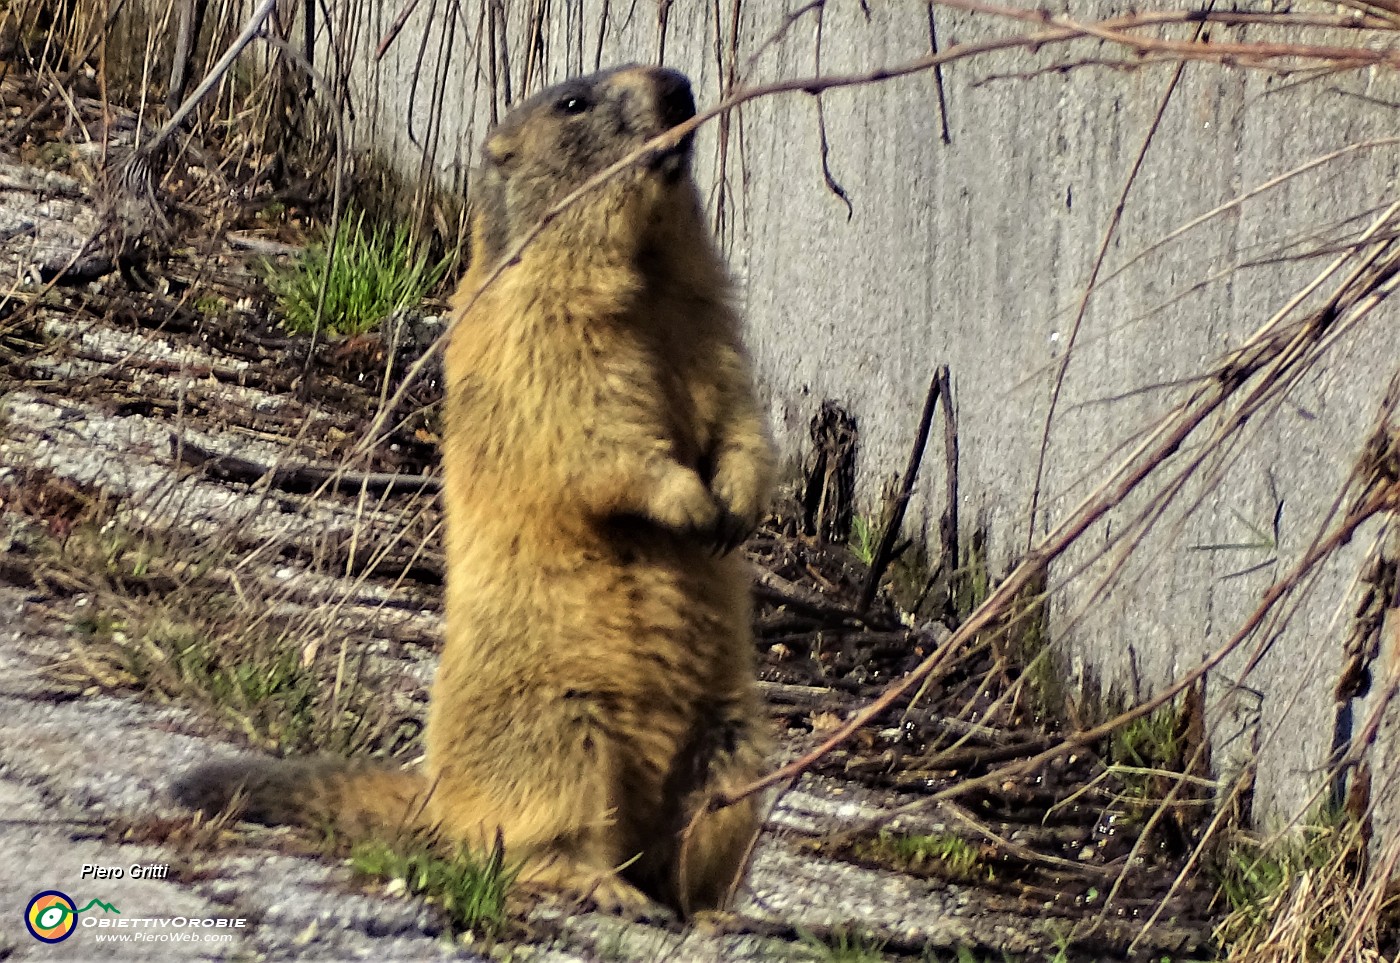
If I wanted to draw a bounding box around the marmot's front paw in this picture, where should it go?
[648,467,721,535]
[708,460,767,554]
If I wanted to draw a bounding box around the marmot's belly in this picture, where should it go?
[446,554,732,692]
[437,537,743,751]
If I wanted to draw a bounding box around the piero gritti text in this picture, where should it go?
[80,862,171,880]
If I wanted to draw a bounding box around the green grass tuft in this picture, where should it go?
[856,830,986,883]
[799,924,888,962]
[850,514,879,567]
[1209,805,1361,959]
[67,600,326,751]
[1109,705,1182,772]
[267,209,449,336]
[47,513,402,757]
[1204,800,1400,961]
[351,836,516,937]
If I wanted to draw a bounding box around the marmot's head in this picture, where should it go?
[470,65,700,268]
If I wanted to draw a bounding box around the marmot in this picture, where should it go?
[175,64,776,917]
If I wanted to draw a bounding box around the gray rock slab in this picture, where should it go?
[0,162,110,282]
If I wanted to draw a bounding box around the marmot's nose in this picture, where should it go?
[651,68,696,128]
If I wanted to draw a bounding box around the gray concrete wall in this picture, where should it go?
[255,0,1400,825]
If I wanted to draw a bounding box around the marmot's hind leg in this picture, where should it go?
[674,706,768,915]
[429,716,656,915]
[512,844,653,916]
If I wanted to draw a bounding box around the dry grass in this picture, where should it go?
[3,464,422,760]
[1213,812,1400,962]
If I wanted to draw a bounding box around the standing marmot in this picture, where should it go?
[175,64,776,916]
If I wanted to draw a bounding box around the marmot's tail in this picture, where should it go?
[173,757,429,838]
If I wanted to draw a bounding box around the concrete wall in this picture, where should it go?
[262,0,1400,824]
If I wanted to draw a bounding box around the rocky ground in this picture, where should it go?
[0,69,1217,963]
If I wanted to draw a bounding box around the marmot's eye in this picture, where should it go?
[555,95,589,115]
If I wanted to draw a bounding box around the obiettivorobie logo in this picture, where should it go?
[24,887,248,946]
[24,890,120,943]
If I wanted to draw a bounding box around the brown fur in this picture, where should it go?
[174,65,775,917]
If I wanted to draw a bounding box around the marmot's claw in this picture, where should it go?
[709,509,752,556]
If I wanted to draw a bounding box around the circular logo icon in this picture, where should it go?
[25,891,77,943]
